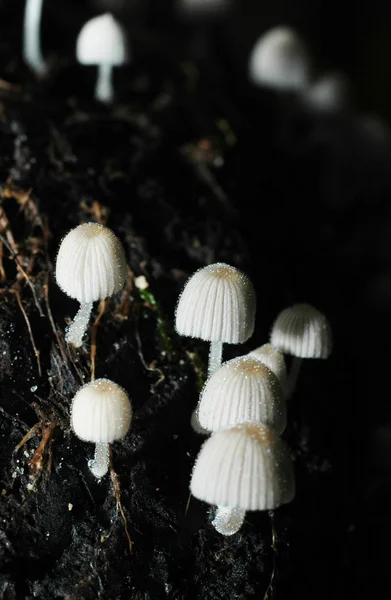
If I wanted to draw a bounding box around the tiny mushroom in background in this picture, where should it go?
[300,71,349,114]
[71,378,132,478]
[23,0,47,76]
[190,422,295,536]
[270,303,332,398]
[248,25,310,92]
[175,262,256,377]
[248,342,287,393]
[55,222,127,347]
[76,13,129,103]
[197,355,286,435]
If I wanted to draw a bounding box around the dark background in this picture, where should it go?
[0,1,390,599]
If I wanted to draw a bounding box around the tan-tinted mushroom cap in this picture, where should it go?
[55,223,128,304]
[175,263,256,344]
[190,423,295,511]
[71,378,132,444]
[197,355,286,434]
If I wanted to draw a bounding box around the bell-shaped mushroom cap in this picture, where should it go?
[55,223,128,303]
[175,263,256,344]
[76,13,129,66]
[300,71,348,113]
[248,25,309,91]
[248,343,287,390]
[71,378,132,443]
[197,356,286,434]
[190,423,295,510]
[270,303,332,358]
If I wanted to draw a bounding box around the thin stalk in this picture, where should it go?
[89,442,110,478]
[65,301,93,348]
[23,0,47,76]
[208,340,223,377]
[95,63,114,103]
[212,506,246,536]
[285,356,302,399]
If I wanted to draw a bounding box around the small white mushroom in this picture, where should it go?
[300,72,348,113]
[197,355,286,434]
[248,343,287,392]
[71,378,132,478]
[270,303,332,398]
[190,423,295,535]
[248,25,310,91]
[175,263,256,377]
[76,13,129,104]
[175,262,256,433]
[55,222,127,347]
[23,0,47,76]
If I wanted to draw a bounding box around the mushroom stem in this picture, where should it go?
[285,356,302,399]
[23,0,47,76]
[66,301,93,348]
[95,63,114,103]
[89,442,110,478]
[208,341,223,377]
[212,506,246,536]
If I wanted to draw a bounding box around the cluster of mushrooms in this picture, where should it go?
[23,1,346,113]
[175,263,332,535]
[56,223,332,538]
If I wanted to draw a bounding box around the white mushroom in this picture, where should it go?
[175,262,256,433]
[71,378,132,478]
[270,303,332,398]
[55,222,127,347]
[248,25,310,91]
[248,343,287,392]
[190,423,295,535]
[175,262,256,377]
[300,72,348,113]
[76,13,129,104]
[23,0,47,76]
[197,355,286,434]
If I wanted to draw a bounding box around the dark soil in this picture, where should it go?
[0,2,390,599]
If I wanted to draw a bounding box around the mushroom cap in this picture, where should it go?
[197,355,286,434]
[71,378,132,443]
[248,343,287,390]
[175,263,256,344]
[190,422,295,511]
[55,222,128,303]
[270,303,332,358]
[248,25,309,91]
[76,13,129,66]
[300,72,348,113]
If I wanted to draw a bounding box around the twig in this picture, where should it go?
[29,421,57,474]
[0,234,44,316]
[14,422,40,453]
[14,289,42,377]
[0,240,6,282]
[110,449,133,554]
[263,511,278,600]
[43,277,73,377]
[185,492,192,516]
